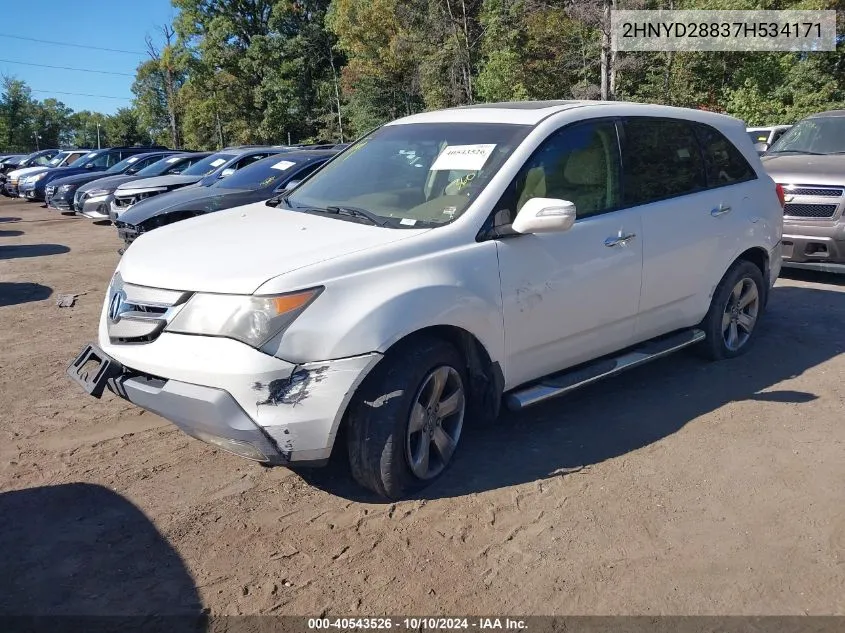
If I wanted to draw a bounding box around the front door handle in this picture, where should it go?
[711,204,732,217]
[604,233,636,247]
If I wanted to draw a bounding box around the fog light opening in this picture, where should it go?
[191,430,269,462]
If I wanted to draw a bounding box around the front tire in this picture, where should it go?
[346,336,467,499]
[698,260,765,360]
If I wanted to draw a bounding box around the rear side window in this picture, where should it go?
[694,123,756,187]
[621,118,705,206]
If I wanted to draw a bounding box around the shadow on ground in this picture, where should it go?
[0,282,52,307]
[0,244,69,260]
[0,229,23,237]
[0,483,203,623]
[781,267,845,287]
[303,284,845,501]
[0,217,21,223]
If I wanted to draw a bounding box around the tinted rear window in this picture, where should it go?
[622,118,705,206]
[695,124,756,187]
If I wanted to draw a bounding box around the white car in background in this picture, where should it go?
[747,125,792,154]
[69,100,783,499]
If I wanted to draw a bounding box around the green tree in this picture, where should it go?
[105,108,151,146]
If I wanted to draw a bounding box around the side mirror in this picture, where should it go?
[512,198,577,235]
[219,167,235,178]
[754,142,769,154]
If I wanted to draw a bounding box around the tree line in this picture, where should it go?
[2,0,843,153]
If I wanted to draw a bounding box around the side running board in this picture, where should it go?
[505,328,706,411]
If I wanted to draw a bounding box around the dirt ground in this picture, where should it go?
[1,198,844,617]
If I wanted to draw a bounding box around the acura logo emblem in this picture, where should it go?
[108,288,128,322]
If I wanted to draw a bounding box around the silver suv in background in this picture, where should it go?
[761,110,845,273]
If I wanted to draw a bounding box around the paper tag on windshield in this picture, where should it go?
[400,218,417,226]
[126,157,139,163]
[166,156,181,163]
[271,160,296,171]
[210,158,226,167]
[430,144,496,172]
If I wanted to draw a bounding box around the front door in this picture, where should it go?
[495,120,644,390]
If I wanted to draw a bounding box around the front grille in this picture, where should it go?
[785,186,843,198]
[783,203,838,218]
[114,191,160,208]
[115,222,140,245]
[106,273,191,344]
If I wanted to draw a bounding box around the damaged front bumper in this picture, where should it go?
[69,323,381,465]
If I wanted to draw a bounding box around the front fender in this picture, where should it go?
[260,242,505,367]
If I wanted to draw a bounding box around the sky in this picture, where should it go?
[0,0,177,115]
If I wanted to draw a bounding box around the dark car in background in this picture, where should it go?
[44,147,172,209]
[76,152,212,219]
[109,146,290,220]
[3,149,62,196]
[0,154,29,192]
[115,149,337,248]
[17,149,91,199]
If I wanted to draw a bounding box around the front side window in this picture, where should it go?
[621,118,705,207]
[87,152,118,169]
[508,120,621,221]
[694,123,756,187]
[288,122,531,227]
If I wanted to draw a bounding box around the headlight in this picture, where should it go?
[59,184,75,192]
[166,287,322,347]
[30,173,46,182]
[86,189,110,197]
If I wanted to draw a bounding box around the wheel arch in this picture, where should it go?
[332,324,504,459]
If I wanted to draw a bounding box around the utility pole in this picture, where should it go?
[33,133,41,150]
[96,122,101,149]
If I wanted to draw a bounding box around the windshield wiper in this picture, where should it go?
[300,205,389,227]
[768,150,826,156]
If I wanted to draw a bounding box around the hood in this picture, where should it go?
[9,166,48,179]
[119,201,427,294]
[115,174,201,192]
[78,174,140,194]
[761,154,845,186]
[48,170,109,188]
[119,186,254,225]
[44,166,103,185]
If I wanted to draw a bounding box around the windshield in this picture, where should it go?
[48,153,69,166]
[183,153,234,176]
[216,155,303,190]
[137,155,185,177]
[287,123,531,226]
[768,117,845,155]
[105,154,145,174]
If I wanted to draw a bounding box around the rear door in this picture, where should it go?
[625,118,753,341]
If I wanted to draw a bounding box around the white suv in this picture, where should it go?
[68,100,783,498]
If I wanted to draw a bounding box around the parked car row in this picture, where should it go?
[33,144,344,252]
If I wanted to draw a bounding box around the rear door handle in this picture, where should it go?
[604,233,636,247]
[711,204,732,217]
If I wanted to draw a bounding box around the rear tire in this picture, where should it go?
[346,336,467,499]
[698,260,765,361]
